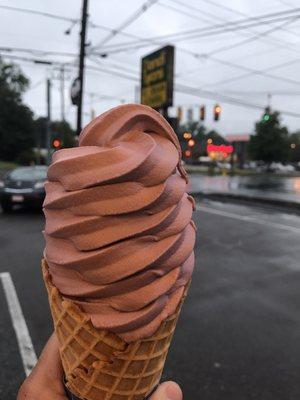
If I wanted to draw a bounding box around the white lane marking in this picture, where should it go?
[196,205,300,234]
[0,272,37,376]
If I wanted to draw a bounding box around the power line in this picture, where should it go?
[176,83,300,118]
[88,56,139,75]
[90,0,159,51]
[0,4,78,23]
[86,91,126,103]
[207,55,300,87]
[277,0,297,7]
[86,57,138,81]
[157,1,224,25]
[94,30,300,90]
[0,46,78,58]
[195,16,299,57]
[201,0,300,39]
[0,3,159,47]
[3,36,300,91]
[221,90,300,96]
[90,13,300,57]
[96,8,300,54]
[0,53,63,66]
[202,56,300,88]
[154,14,300,44]
[167,0,300,58]
[3,51,300,119]
[3,28,300,91]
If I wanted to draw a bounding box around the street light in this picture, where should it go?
[183,132,192,140]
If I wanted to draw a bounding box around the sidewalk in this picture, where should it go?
[188,173,300,212]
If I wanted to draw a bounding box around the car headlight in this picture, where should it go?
[34,181,45,189]
[0,180,4,188]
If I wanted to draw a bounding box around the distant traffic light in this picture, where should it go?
[177,106,183,121]
[188,139,195,147]
[200,105,205,121]
[214,104,221,121]
[263,107,270,122]
[52,138,62,149]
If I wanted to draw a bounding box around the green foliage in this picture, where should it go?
[0,59,29,98]
[178,121,226,161]
[248,111,289,164]
[0,58,35,162]
[33,117,76,149]
[51,120,76,148]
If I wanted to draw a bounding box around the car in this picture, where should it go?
[0,166,47,212]
[269,162,295,172]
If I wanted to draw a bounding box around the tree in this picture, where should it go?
[178,121,226,162]
[248,110,289,166]
[0,58,35,162]
[51,120,76,148]
[178,121,206,161]
[34,117,76,149]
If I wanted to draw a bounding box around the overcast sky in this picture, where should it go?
[1,0,300,136]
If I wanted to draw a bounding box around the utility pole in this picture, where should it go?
[134,85,140,103]
[77,0,89,135]
[89,93,95,120]
[60,65,65,121]
[46,78,52,165]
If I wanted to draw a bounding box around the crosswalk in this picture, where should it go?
[0,272,37,376]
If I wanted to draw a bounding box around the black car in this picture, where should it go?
[0,166,47,212]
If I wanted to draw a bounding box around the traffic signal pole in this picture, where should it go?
[60,65,65,121]
[46,78,52,165]
[77,0,89,136]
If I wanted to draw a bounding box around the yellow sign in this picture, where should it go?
[141,45,174,109]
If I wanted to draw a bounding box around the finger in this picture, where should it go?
[150,381,182,400]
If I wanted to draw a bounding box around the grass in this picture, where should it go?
[184,164,300,178]
[0,161,19,178]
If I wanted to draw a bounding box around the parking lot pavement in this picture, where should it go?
[0,201,300,399]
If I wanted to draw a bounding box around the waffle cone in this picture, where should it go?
[41,260,188,400]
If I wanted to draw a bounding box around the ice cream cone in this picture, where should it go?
[42,260,189,400]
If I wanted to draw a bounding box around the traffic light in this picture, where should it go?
[52,138,62,149]
[214,104,221,121]
[177,106,183,122]
[263,107,270,122]
[200,105,205,121]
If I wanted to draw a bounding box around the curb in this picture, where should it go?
[191,191,300,214]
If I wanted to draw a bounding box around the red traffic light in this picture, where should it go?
[52,139,62,149]
[214,104,221,121]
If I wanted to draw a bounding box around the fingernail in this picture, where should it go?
[165,382,182,400]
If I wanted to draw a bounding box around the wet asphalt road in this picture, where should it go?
[0,201,300,400]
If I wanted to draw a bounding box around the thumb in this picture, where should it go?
[150,381,182,400]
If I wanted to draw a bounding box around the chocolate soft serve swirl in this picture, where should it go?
[43,104,196,342]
